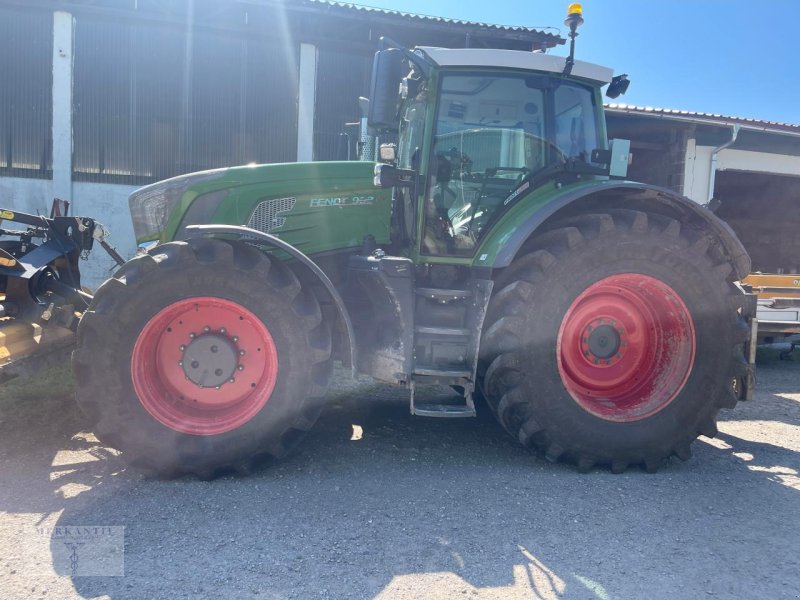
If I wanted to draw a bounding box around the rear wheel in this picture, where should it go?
[480,210,750,472]
[73,238,332,477]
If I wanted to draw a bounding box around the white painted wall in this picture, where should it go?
[0,177,53,212]
[683,140,800,205]
[0,176,137,289]
[682,139,713,204]
[717,149,800,177]
[72,182,139,289]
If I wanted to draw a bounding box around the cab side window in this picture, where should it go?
[554,84,598,162]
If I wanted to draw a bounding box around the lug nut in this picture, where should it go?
[219,327,226,334]
[179,361,184,367]
[232,336,239,343]
[228,378,235,383]
[179,345,186,351]
[239,350,245,356]
[203,326,210,333]
[237,365,244,371]
[189,333,196,339]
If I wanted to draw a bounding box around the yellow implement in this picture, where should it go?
[742,273,800,300]
[743,274,800,341]
[0,317,75,368]
[0,294,75,379]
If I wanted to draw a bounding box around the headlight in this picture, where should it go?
[128,182,185,243]
[128,170,225,243]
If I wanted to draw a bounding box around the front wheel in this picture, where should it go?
[73,238,332,477]
[480,210,750,472]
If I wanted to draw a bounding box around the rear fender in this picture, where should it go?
[491,182,751,280]
[185,224,356,374]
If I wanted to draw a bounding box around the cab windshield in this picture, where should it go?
[422,72,599,256]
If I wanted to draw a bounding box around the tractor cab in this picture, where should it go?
[369,44,631,259]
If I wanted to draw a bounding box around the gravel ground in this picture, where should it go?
[1,353,799,600]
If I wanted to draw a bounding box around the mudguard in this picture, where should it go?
[185,224,357,373]
[491,181,751,280]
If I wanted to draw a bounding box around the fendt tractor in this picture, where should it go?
[1,5,757,476]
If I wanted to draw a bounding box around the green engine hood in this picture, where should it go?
[129,161,393,256]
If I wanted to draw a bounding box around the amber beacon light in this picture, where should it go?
[565,3,584,28]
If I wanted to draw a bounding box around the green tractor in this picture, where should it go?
[71,10,755,476]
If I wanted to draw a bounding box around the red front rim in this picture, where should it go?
[557,274,696,422]
[131,297,278,435]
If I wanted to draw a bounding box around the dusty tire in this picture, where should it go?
[480,210,749,472]
[73,238,332,478]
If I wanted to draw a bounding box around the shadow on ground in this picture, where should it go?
[0,355,798,599]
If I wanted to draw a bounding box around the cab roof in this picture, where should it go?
[417,47,613,85]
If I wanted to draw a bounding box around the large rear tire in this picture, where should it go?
[480,210,750,472]
[73,238,332,478]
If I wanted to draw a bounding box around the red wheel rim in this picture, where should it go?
[131,297,278,435]
[557,274,696,422]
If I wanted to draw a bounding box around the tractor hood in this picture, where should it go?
[129,161,393,255]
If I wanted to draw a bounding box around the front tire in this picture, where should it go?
[480,210,749,472]
[73,238,332,477]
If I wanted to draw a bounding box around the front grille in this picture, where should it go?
[247,197,296,233]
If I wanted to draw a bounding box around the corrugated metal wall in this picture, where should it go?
[1,2,559,185]
[313,46,373,161]
[73,15,299,185]
[0,8,53,178]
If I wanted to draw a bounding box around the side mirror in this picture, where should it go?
[606,74,630,99]
[374,163,414,188]
[368,49,406,132]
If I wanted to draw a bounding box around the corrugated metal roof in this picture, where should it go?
[296,0,564,45]
[606,103,800,135]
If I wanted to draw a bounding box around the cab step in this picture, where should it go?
[415,287,473,301]
[411,403,476,418]
[412,368,472,378]
[409,379,476,418]
[414,325,470,336]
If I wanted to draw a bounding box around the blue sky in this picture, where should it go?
[353,0,799,124]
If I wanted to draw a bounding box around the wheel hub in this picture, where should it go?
[584,322,622,361]
[182,332,239,388]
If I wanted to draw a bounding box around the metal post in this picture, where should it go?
[52,11,75,205]
[297,43,317,162]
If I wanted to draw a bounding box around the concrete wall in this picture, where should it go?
[72,182,139,288]
[1,176,137,289]
[0,177,52,212]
